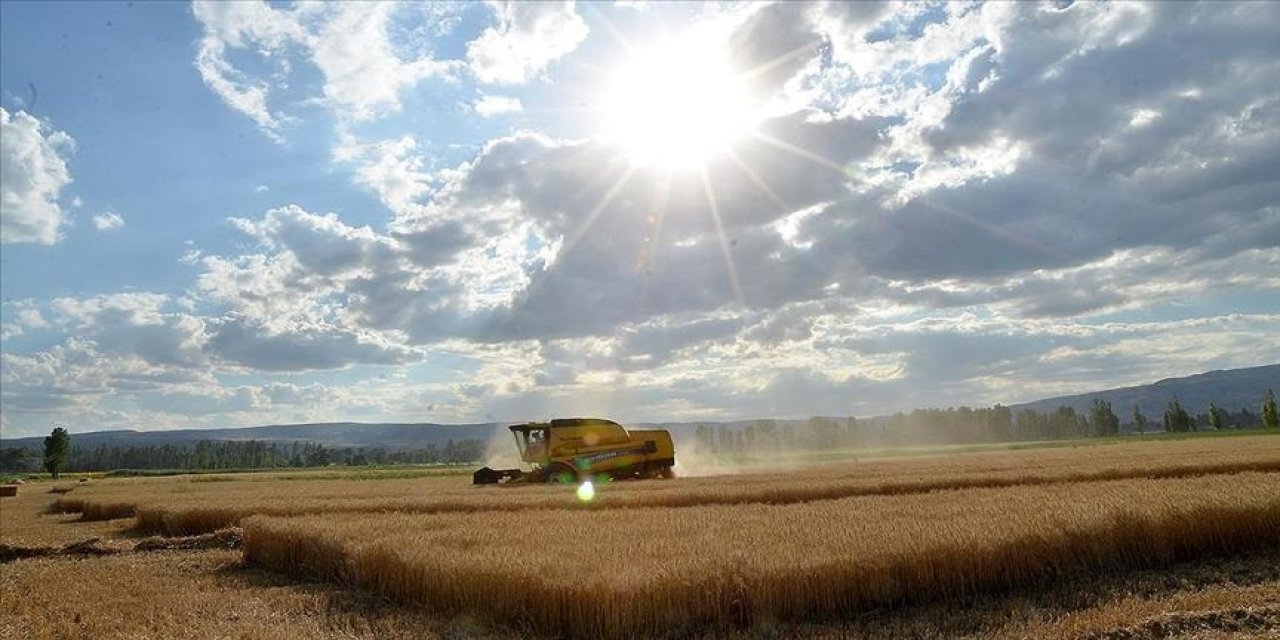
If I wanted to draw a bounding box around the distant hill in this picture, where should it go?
[0,422,499,452]
[2,364,1274,451]
[1009,364,1278,419]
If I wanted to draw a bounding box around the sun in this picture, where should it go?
[601,34,757,168]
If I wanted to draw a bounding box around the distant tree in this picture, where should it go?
[1264,389,1279,430]
[1132,404,1149,434]
[1089,399,1120,437]
[1207,402,1224,431]
[989,405,1013,442]
[0,448,35,473]
[43,427,70,479]
[1163,398,1193,433]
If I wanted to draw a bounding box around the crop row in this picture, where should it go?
[241,473,1280,639]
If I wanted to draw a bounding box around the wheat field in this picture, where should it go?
[241,473,1280,638]
[3,434,1279,638]
[53,435,1280,536]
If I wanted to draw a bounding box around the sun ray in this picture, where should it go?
[750,131,851,176]
[918,195,1071,262]
[700,166,745,307]
[632,167,676,318]
[582,2,639,58]
[739,41,822,85]
[493,162,638,338]
[560,164,638,262]
[726,147,790,214]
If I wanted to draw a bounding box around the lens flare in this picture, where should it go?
[576,480,596,503]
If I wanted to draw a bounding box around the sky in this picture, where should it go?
[1,1,1277,437]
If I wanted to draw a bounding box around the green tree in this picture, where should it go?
[43,427,70,479]
[1132,404,1149,434]
[1163,398,1192,433]
[1207,401,1223,431]
[1264,389,1279,430]
[1089,399,1120,437]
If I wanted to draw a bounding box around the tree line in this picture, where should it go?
[692,389,1280,455]
[0,437,486,476]
[8,390,1277,475]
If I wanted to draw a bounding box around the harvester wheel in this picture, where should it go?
[547,462,578,484]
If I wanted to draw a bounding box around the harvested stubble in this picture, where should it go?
[242,473,1280,639]
[66,436,1280,536]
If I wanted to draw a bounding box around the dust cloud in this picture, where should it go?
[481,424,522,470]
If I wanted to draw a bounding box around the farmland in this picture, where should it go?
[2,433,1278,638]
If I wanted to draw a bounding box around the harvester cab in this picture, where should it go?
[511,424,550,462]
[473,418,676,485]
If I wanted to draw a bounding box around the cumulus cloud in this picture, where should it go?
[48,293,209,368]
[1,108,75,244]
[333,135,434,216]
[466,1,589,84]
[207,315,415,371]
[92,211,124,231]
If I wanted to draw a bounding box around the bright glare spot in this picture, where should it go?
[601,33,757,168]
[576,480,596,502]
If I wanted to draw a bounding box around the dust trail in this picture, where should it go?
[670,432,846,478]
[481,424,522,470]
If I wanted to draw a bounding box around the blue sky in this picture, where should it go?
[1,1,1277,437]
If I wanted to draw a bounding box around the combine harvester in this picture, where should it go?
[473,418,675,485]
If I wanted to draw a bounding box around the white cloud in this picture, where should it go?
[334,134,434,216]
[472,94,524,117]
[191,0,302,140]
[92,211,124,231]
[255,184,269,193]
[1,108,75,244]
[466,1,589,84]
[191,1,463,136]
[308,3,462,121]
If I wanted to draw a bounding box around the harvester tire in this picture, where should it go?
[547,462,578,484]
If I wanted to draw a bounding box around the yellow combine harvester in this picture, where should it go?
[473,418,675,484]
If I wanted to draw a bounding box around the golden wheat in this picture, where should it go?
[57,434,1280,535]
[242,473,1280,639]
